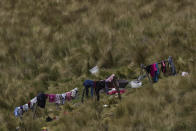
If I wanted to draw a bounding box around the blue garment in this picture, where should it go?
[156,63,160,75]
[14,107,23,117]
[153,63,159,82]
[14,107,19,117]
[168,56,176,75]
[83,80,94,97]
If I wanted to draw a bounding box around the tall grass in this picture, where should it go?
[0,0,195,130]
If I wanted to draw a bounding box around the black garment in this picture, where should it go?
[95,80,105,88]
[118,80,129,88]
[46,116,53,122]
[94,81,105,101]
[37,93,47,108]
[145,65,151,73]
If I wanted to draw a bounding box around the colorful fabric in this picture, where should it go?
[153,63,159,82]
[66,92,72,101]
[14,88,77,118]
[105,74,115,82]
[156,63,160,75]
[150,63,157,78]
[55,94,62,104]
[48,94,56,103]
[161,61,166,73]
[108,88,125,95]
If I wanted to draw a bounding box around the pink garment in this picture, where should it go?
[66,92,72,101]
[48,94,56,103]
[162,61,166,73]
[108,89,125,95]
[105,74,115,82]
[150,64,157,78]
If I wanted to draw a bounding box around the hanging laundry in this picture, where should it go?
[55,94,62,104]
[71,88,78,98]
[61,93,66,104]
[30,97,37,109]
[14,88,78,118]
[37,93,47,108]
[168,56,176,75]
[161,60,166,73]
[149,63,159,82]
[22,104,29,112]
[105,74,115,82]
[153,63,159,82]
[145,65,151,73]
[150,64,157,78]
[66,92,72,101]
[48,94,56,103]
[83,80,94,97]
[14,107,23,117]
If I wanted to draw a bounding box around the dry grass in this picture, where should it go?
[0,0,195,130]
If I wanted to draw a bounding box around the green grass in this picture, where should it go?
[0,0,196,130]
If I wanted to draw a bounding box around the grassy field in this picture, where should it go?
[0,0,196,130]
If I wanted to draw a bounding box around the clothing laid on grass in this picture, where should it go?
[108,88,125,95]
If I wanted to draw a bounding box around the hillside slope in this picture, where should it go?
[0,0,195,130]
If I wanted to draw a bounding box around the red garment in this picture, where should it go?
[48,94,56,103]
[161,61,166,73]
[66,92,72,101]
[108,89,125,95]
[150,64,157,78]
